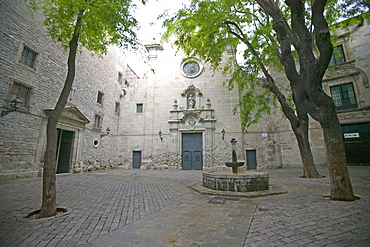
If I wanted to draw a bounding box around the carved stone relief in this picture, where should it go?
[324,63,369,88]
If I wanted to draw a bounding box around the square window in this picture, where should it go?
[330,44,346,65]
[115,102,120,113]
[330,83,358,111]
[136,103,143,113]
[7,80,33,111]
[94,114,101,129]
[19,44,38,69]
[97,91,104,105]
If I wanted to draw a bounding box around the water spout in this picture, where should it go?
[225,138,244,174]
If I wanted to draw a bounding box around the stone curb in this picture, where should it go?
[188,182,288,198]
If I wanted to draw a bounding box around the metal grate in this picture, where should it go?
[208,197,226,204]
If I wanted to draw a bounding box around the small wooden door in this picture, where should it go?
[246,150,257,170]
[133,151,142,169]
[182,133,203,170]
[56,129,74,174]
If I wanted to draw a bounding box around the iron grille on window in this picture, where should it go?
[10,81,32,109]
[94,115,101,129]
[20,45,38,68]
[330,83,358,111]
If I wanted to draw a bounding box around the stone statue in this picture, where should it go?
[188,95,195,109]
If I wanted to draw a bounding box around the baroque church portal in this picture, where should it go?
[0,0,369,180]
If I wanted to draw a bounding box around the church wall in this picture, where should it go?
[125,19,370,171]
[120,40,295,170]
[1,0,368,179]
[119,41,246,170]
[0,0,129,179]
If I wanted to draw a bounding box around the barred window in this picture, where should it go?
[330,83,357,111]
[19,45,38,69]
[8,80,32,111]
[94,114,101,129]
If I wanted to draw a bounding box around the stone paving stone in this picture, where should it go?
[243,192,370,247]
[0,174,183,246]
[1,168,370,246]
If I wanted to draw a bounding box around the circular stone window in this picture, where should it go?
[180,58,203,78]
[93,139,100,148]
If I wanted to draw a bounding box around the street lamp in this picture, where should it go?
[221,129,225,140]
[158,130,163,141]
[100,127,111,138]
[1,97,23,117]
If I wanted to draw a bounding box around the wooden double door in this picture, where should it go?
[182,133,203,170]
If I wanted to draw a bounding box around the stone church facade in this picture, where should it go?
[0,0,369,179]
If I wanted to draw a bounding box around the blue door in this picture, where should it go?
[182,133,203,170]
[133,151,141,169]
[246,150,257,170]
[182,151,192,170]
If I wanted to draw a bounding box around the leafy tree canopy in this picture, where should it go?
[163,0,369,129]
[24,0,147,54]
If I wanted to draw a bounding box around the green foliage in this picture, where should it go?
[23,0,146,54]
[163,0,282,129]
[325,0,370,29]
[163,0,366,131]
[226,66,271,130]
[337,0,370,22]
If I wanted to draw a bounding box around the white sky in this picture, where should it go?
[127,0,190,76]
[134,0,189,43]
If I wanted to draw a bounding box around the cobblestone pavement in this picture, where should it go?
[244,195,370,247]
[0,167,369,247]
[0,173,184,246]
[244,167,370,247]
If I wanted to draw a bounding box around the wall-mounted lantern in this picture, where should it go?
[1,97,23,117]
[221,129,225,140]
[158,130,163,141]
[100,127,111,138]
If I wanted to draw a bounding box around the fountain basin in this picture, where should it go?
[202,170,269,192]
[225,162,245,174]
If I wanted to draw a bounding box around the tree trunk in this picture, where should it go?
[255,0,354,200]
[320,107,356,201]
[291,121,320,178]
[40,115,58,217]
[40,10,84,217]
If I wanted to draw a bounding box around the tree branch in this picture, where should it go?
[286,0,316,76]
[312,0,332,82]
[256,0,300,48]
[223,20,299,126]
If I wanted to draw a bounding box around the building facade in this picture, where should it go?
[323,20,370,166]
[0,0,133,179]
[1,1,369,180]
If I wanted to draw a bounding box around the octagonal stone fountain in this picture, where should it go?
[202,138,269,192]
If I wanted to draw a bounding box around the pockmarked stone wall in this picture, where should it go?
[1,1,369,179]
[120,20,370,171]
[0,0,130,179]
[119,38,296,170]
